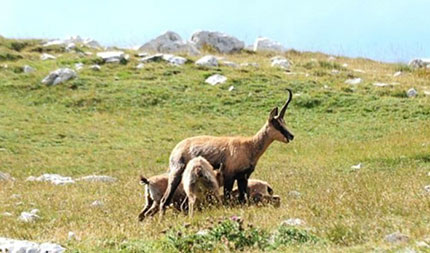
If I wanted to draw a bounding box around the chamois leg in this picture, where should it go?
[188,195,196,217]
[144,201,160,218]
[180,196,189,214]
[138,195,153,222]
[237,176,249,204]
[160,162,185,216]
[223,176,235,205]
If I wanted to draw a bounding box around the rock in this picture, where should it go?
[41,68,77,86]
[190,31,244,54]
[331,69,340,74]
[23,65,35,73]
[385,232,409,244]
[0,237,65,253]
[140,54,164,63]
[205,74,227,86]
[195,55,218,67]
[82,38,102,49]
[40,53,56,60]
[228,86,235,91]
[417,241,430,248]
[75,62,84,71]
[139,31,199,55]
[288,190,301,198]
[1,212,13,217]
[96,51,128,63]
[253,37,285,52]
[393,71,402,77]
[91,200,104,207]
[196,229,209,236]
[271,56,291,70]
[342,63,348,68]
[0,171,14,181]
[26,173,75,185]
[136,63,145,69]
[221,61,238,68]
[373,82,391,87]
[240,62,259,68]
[424,91,430,96]
[66,42,76,51]
[43,35,101,49]
[345,78,362,85]
[76,175,117,183]
[162,54,187,65]
[409,58,430,69]
[90,64,101,71]
[424,185,430,192]
[18,210,40,222]
[407,88,418,97]
[351,163,362,170]
[281,218,305,226]
[136,52,149,57]
[353,69,365,73]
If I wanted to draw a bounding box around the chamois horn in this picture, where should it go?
[278,89,293,118]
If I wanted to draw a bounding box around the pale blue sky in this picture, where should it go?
[1,0,429,62]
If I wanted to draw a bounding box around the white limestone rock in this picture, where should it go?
[97,51,127,63]
[345,78,362,85]
[221,61,238,68]
[77,175,117,183]
[162,54,187,65]
[253,37,285,52]
[240,62,259,68]
[139,31,199,55]
[26,173,75,185]
[195,55,218,67]
[0,237,65,253]
[271,56,291,70]
[18,209,40,222]
[393,71,402,77]
[385,232,409,244]
[205,74,227,86]
[190,31,244,54]
[139,54,164,63]
[136,63,145,69]
[351,163,362,171]
[288,190,301,198]
[407,88,418,97]
[228,86,235,91]
[23,65,35,73]
[40,53,56,60]
[91,200,104,207]
[409,58,430,69]
[90,64,101,71]
[75,62,84,71]
[373,82,391,87]
[41,68,77,86]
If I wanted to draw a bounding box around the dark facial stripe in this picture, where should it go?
[271,119,294,141]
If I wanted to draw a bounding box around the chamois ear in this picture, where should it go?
[268,107,278,120]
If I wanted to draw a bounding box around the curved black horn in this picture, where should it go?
[278,89,292,118]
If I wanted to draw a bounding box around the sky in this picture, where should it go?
[1,0,429,63]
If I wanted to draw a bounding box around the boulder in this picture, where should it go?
[140,53,164,63]
[195,55,218,67]
[26,173,75,185]
[23,65,35,73]
[205,74,227,86]
[0,237,65,253]
[162,54,187,65]
[96,51,128,63]
[409,58,430,69]
[407,88,418,97]
[271,56,291,70]
[190,31,244,54]
[76,175,117,183]
[41,68,77,86]
[253,37,285,52]
[139,31,200,55]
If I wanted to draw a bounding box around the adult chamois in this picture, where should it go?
[160,89,294,215]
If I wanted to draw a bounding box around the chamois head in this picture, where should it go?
[214,163,225,187]
[267,89,294,143]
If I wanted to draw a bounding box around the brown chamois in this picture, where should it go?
[138,173,186,221]
[160,89,294,215]
[230,179,281,207]
[181,156,224,217]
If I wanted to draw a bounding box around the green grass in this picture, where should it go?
[1,37,430,252]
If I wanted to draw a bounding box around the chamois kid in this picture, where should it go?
[230,179,281,207]
[182,156,224,217]
[160,89,294,214]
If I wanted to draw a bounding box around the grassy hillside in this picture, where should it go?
[1,37,430,252]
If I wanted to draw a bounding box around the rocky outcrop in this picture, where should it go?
[139,31,199,55]
[190,31,244,54]
[253,37,285,52]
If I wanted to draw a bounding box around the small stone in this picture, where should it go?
[137,52,148,57]
[385,232,409,244]
[76,175,117,183]
[221,61,238,68]
[288,190,301,198]
[136,63,145,69]
[26,174,75,185]
[342,63,348,67]
[30,209,39,215]
[75,63,84,71]
[281,218,305,226]
[393,71,402,77]
[228,86,235,91]
[1,212,13,217]
[423,91,430,96]
[205,74,227,85]
[66,43,76,51]
[91,200,104,207]
[353,69,365,73]
[195,55,218,67]
[23,65,35,73]
[240,62,259,68]
[68,232,76,240]
[196,229,209,236]
[271,56,291,70]
[90,64,101,71]
[424,185,430,192]
[351,163,362,170]
[345,78,362,85]
[417,241,430,248]
[40,53,56,60]
[373,82,390,87]
[331,69,340,74]
[84,51,93,56]
[0,171,14,181]
[407,88,418,97]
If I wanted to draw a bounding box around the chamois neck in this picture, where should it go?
[249,122,274,162]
